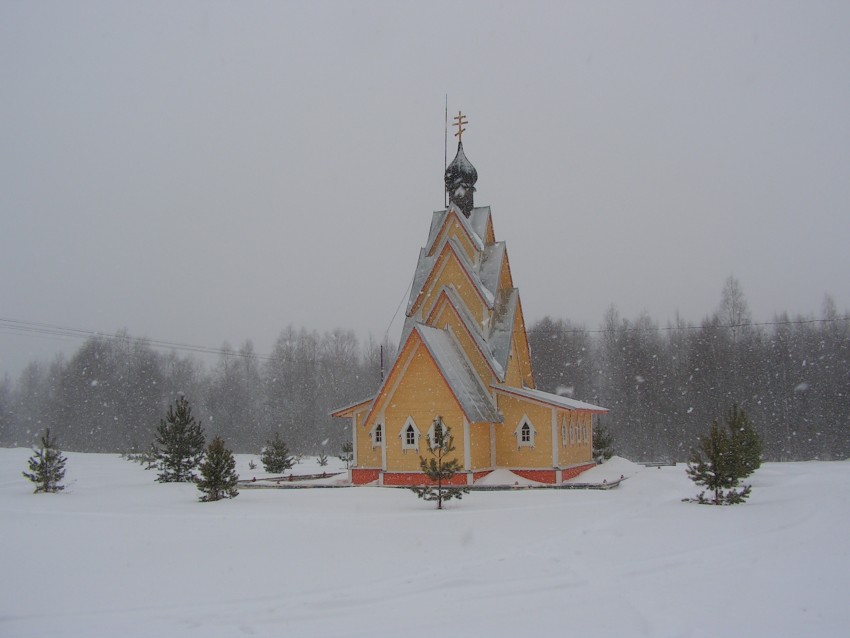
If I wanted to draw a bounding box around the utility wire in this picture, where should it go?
[0,317,274,361]
[525,316,850,335]
[3,313,848,366]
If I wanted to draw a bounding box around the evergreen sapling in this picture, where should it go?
[727,404,762,478]
[154,396,205,483]
[197,436,239,502]
[686,417,753,505]
[261,432,294,474]
[411,417,469,509]
[22,428,67,493]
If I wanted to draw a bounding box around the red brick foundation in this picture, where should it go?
[351,468,381,485]
[511,463,597,484]
[511,469,558,484]
[562,462,596,481]
[351,464,595,486]
[382,472,469,487]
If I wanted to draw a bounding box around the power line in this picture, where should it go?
[3,312,848,367]
[525,316,850,336]
[0,317,274,361]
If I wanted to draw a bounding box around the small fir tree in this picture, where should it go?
[261,432,294,474]
[726,404,762,478]
[22,429,67,493]
[197,436,239,502]
[686,419,752,505]
[317,452,329,467]
[592,423,615,463]
[154,395,205,483]
[411,417,469,509]
[338,441,354,469]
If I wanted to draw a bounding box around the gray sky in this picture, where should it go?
[2,0,849,378]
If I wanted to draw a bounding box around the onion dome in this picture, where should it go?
[445,141,478,217]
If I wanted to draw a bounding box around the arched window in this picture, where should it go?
[514,416,536,448]
[400,417,421,451]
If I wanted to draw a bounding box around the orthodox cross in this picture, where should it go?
[453,111,468,142]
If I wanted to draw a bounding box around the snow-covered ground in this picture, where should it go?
[1,448,848,638]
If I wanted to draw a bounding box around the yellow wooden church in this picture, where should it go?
[332,115,607,485]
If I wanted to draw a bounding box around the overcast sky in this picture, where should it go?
[2,0,849,378]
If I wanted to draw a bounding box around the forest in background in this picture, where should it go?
[1,279,848,462]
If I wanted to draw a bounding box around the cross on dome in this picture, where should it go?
[453,111,468,142]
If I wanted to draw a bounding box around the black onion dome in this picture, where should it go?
[444,141,478,192]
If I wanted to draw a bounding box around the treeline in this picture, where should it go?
[529,282,850,462]
[0,327,393,455]
[1,280,848,461]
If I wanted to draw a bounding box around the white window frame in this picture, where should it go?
[399,417,421,452]
[514,415,536,449]
[370,422,383,448]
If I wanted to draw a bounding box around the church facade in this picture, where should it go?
[332,117,607,486]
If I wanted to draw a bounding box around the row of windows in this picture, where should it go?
[562,416,590,446]
[370,414,591,450]
[370,419,446,451]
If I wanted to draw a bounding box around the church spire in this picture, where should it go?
[444,111,477,217]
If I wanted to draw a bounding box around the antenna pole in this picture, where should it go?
[444,94,448,208]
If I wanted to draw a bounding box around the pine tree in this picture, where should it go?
[686,419,752,505]
[593,423,615,463]
[261,431,294,474]
[338,441,354,469]
[154,396,205,483]
[317,452,328,467]
[726,404,762,478]
[22,429,67,493]
[197,436,239,502]
[411,417,469,509]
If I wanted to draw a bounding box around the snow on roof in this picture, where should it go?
[492,384,609,413]
[478,241,506,300]
[415,325,501,424]
[468,206,491,243]
[405,247,436,314]
[488,287,519,372]
[429,286,505,380]
[446,236,494,306]
[408,237,495,316]
[425,210,448,253]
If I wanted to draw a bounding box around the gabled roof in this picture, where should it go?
[425,204,485,257]
[330,395,375,418]
[492,384,608,413]
[425,205,493,255]
[406,236,495,316]
[416,325,501,424]
[425,285,505,382]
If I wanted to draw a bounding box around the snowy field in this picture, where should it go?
[1,448,848,638]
